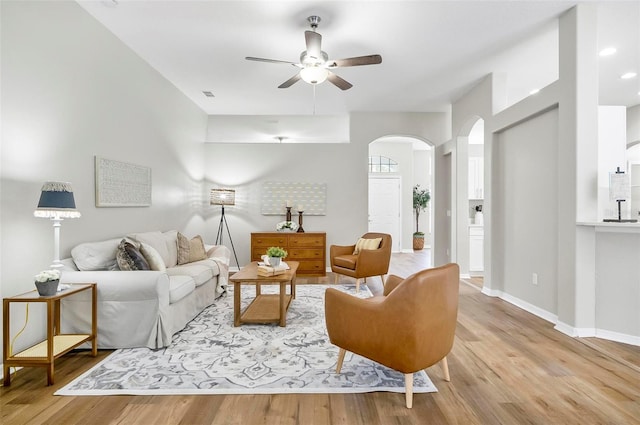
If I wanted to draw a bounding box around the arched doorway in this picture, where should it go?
[368,136,434,267]
[454,116,486,281]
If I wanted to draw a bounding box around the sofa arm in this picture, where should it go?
[205,244,231,295]
[60,270,170,304]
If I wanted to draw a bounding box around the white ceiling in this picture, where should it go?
[78,1,640,116]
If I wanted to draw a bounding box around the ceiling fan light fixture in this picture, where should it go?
[300,66,329,85]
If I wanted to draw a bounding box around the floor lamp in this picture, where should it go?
[210,188,240,270]
[34,182,81,269]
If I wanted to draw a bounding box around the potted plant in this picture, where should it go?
[266,246,287,267]
[413,184,431,250]
[34,269,61,296]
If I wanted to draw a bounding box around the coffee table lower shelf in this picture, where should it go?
[240,294,293,325]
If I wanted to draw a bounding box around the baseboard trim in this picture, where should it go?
[482,289,638,347]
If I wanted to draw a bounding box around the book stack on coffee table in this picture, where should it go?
[257,263,290,277]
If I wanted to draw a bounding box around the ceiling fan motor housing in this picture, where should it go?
[300,50,328,66]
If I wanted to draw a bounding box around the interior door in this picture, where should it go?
[368,176,401,252]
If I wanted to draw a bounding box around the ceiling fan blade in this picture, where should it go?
[305,30,322,59]
[278,73,302,88]
[328,54,382,68]
[327,71,353,91]
[246,56,297,65]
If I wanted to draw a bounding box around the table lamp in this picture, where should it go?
[34,181,81,268]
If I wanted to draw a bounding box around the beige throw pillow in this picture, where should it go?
[177,233,207,265]
[140,242,167,272]
[353,237,382,255]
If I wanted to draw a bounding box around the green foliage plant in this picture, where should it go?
[413,184,431,235]
[266,246,288,258]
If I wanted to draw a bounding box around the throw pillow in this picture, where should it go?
[127,231,172,268]
[353,237,382,255]
[177,232,207,265]
[140,242,167,272]
[116,239,151,271]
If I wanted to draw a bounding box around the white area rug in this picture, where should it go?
[56,284,437,396]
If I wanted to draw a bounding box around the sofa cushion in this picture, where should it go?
[127,231,179,268]
[167,261,215,286]
[71,238,120,271]
[334,254,357,270]
[163,230,179,268]
[177,233,207,265]
[140,242,167,272]
[353,237,382,255]
[116,239,151,271]
[168,275,196,304]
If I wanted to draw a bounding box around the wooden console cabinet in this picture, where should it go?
[251,232,326,276]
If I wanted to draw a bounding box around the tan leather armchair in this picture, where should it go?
[329,232,392,292]
[324,263,460,408]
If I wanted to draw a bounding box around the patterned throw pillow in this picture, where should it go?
[177,233,207,265]
[353,237,382,255]
[116,239,151,271]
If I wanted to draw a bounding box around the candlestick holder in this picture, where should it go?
[285,206,292,222]
[297,211,305,233]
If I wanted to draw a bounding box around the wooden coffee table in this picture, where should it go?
[229,261,298,327]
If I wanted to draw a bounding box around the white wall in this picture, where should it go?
[1,1,207,354]
[497,109,559,313]
[598,106,628,220]
[628,105,640,145]
[202,142,369,266]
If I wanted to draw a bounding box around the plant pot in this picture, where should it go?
[269,257,282,267]
[35,279,59,296]
[413,235,425,251]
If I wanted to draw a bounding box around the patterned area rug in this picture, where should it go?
[56,284,437,395]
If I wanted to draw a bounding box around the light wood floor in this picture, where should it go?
[2,251,639,424]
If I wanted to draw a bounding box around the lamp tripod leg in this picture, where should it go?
[222,213,240,270]
[215,213,225,245]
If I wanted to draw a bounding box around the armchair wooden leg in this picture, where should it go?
[441,356,450,382]
[404,373,414,408]
[336,348,346,373]
[356,278,361,293]
[334,273,338,284]
[380,274,386,286]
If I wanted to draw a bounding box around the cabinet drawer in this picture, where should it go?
[288,248,324,260]
[252,235,288,247]
[297,260,325,273]
[251,248,269,261]
[288,235,324,247]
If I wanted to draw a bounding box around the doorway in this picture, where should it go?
[368,136,434,260]
[368,176,401,252]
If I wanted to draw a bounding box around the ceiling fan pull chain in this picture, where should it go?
[313,84,317,115]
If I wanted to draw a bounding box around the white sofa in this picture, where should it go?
[59,230,230,349]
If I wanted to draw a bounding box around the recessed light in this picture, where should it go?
[202,91,215,97]
[621,72,637,80]
[599,47,617,57]
[529,89,540,95]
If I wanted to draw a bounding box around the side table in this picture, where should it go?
[3,283,97,386]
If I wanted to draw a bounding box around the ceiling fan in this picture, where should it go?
[246,16,382,91]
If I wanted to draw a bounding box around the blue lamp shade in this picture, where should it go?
[34,182,81,219]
